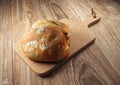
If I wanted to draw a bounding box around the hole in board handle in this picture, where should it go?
[91,8,96,18]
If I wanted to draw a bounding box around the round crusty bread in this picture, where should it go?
[21,20,70,62]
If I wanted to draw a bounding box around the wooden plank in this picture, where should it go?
[11,0,120,85]
[0,0,13,85]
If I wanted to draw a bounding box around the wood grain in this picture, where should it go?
[0,0,13,85]
[0,0,120,85]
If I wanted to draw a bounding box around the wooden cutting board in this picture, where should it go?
[14,15,100,77]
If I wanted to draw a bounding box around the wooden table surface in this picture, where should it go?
[0,0,120,85]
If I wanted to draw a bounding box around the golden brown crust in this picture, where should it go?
[21,20,70,62]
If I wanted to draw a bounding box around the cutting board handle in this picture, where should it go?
[83,13,101,27]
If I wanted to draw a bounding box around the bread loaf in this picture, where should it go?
[21,20,70,62]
